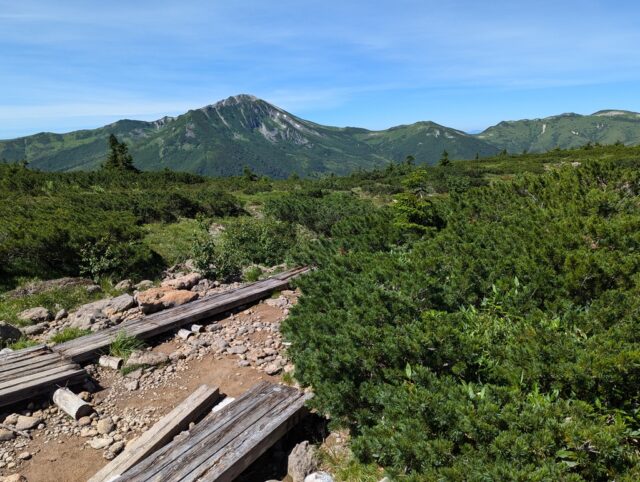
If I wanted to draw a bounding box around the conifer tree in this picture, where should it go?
[104,134,138,172]
[439,149,450,166]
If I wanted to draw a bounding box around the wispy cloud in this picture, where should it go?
[1,0,640,136]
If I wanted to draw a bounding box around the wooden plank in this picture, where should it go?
[0,345,48,362]
[0,359,79,383]
[89,384,220,482]
[158,390,305,482]
[121,383,308,482]
[0,352,62,374]
[0,363,83,391]
[122,382,284,481]
[199,392,311,482]
[0,367,86,407]
[54,268,306,363]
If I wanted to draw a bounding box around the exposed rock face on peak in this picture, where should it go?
[0,94,498,178]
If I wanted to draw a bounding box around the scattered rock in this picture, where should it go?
[115,279,133,291]
[265,363,282,376]
[77,416,92,427]
[0,429,15,441]
[135,288,198,314]
[17,306,52,323]
[135,280,154,290]
[15,415,42,431]
[97,417,116,435]
[109,440,126,455]
[1,474,27,482]
[124,380,139,391]
[80,428,98,438]
[125,351,169,367]
[161,273,202,290]
[86,285,102,294]
[304,472,334,482]
[228,345,248,355]
[21,322,49,336]
[0,321,22,344]
[288,441,318,482]
[16,452,31,461]
[89,436,114,450]
[54,308,68,321]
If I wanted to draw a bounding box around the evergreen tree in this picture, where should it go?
[104,134,138,172]
[439,149,450,166]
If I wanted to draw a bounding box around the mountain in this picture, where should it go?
[477,110,640,153]
[0,95,498,177]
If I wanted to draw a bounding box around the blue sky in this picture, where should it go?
[1,0,639,138]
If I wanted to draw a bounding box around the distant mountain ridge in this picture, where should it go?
[0,95,497,177]
[1,96,639,177]
[477,109,640,154]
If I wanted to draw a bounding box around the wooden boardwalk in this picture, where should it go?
[53,266,308,363]
[0,345,86,408]
[0,267,307,409]
[118,381,311,482]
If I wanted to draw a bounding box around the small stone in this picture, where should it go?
[80,428,98,438]
[54,308,68,321]
[265,363,282,376]
[15,415,42,431]
[16,452,31,461]
[77,416,92,427]
[288,441,318,482]
[304,472,334,482]
[97,417,116,435]
[124,380,139,391]
[109,440,125,455]
[115,279,133,291]
[17,307,52,323]
[228,345,248,355]
[86,285,102,294]
[89,436,114,450]
[2,474,27,482]
[0,429,15,442]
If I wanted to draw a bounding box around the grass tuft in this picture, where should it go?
[50,327,91,344]
[109,331,144,362]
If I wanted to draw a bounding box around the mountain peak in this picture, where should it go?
[211,94,261,108]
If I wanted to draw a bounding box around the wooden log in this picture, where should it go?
[177,329,192,340]
[89,384,220,482]
[190,324,203,333]
[98,355,123,370]
[52,387,93,420]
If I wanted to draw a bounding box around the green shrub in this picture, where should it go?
[285,159,640,480]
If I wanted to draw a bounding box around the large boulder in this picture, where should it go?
[135,287,198,314]
[0,321,22,344]
[161,273,203,290]
[21,322,49,336]
[69,294,137,330]
[17,307,52,323]
[288,441,318,482]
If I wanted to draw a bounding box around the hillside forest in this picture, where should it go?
[3,143,640,479]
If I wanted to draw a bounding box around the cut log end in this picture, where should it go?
[52,387,94,420]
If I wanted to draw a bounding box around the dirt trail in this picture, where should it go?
[5,292,297,482]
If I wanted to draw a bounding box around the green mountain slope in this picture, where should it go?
[0,95,498,177]
[477,110,640,153]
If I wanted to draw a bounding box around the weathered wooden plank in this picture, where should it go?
[0,345,48,362]
[122,382,284,481]
[122,383,307,482]
[157,389,305,482]
[0,352,62,374]
[54,268,306,363]
[0,359,79,383]
[89,384,220,482]
[0,363,84,391]
[0,367,86,407]
[199,392,311,482]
